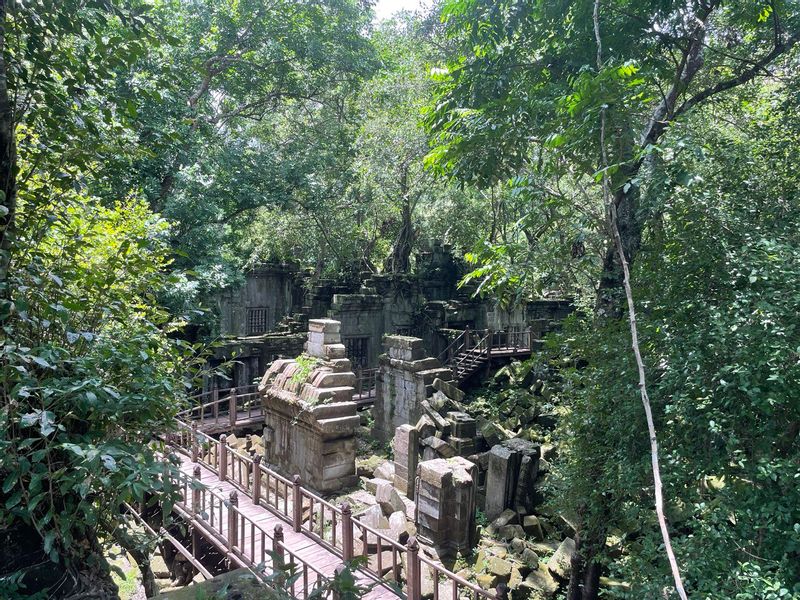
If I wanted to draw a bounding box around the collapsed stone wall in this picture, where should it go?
[372,335,454,441]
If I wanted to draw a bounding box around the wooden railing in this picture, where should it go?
[169,420,499,599]
[171,469,330,599]
[123,502,213,581]
[355,367,379,398]
[178,385,262,428]
[438,327,537,380]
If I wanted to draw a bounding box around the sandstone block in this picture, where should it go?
[433,378,464,402]
[308,319,340,333]
[547,537,576,581]
[374,461,395,482]
[522,515,545,541]
[375,481,406,515]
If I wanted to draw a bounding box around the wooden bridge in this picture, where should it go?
[158,420,500,600]
[157,327,539,597]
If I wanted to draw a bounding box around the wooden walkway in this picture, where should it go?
[173,451,399,599]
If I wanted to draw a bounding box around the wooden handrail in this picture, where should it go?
[168,424,495,599]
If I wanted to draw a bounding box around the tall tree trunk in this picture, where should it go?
[386,168,414,274]
[595,174,642,316]
[0,0,17,308]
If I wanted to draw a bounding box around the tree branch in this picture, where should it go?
[675,30,800,118]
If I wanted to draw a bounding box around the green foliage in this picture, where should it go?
[552,88,800,598]
[291,354,322,386]
[0,191,204,586]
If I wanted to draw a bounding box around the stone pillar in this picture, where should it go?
[415,457,477,557]
[393,424,419,499]
[373,335,454,441]
[484,439,541,520]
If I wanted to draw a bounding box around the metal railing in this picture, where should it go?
[169,421,499,600]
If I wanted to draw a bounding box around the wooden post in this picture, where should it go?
[252,455,262,505]
[228,388,237,428]
[292,475,302,532]
[341,503,353,560]
[406,536,421,600]
[192,465,202,514]
[219,435,228,482]
[228,490,238,550]
[486,330,493,376]
[191,464,202,572]
[464,326,470,351]
[191,422,199,463]
[273,524,285,575]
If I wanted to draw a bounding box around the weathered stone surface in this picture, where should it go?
[499,524,526,541]
[432,377,465,403]
[477,573,499,590]
[415,457,477,556]
[546,537,576,581]
[446,411,476,437]
[373,337,452,441]
[422,436,456,458]
[260,320,358,492]
[485,439,541,519]
[358,505,389,530]
[393,424,419,498]
[363,478,385,494]
[421,400,451,434]
[356,454,384,478]
[375,481,406,515]
[449,436,476,457]
[488,557,513,580]
[493,508,520,528]
[374,461,395,482]
[479,420,508,448]
[523,515,545,540]
[521,548,539,570]
[415,414,436,438]
[485,446,520,520]
[525,564,559,598]
[308,318,340,333]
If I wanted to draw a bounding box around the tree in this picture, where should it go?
[426,0,800,312]
[425,1,800,597]
[0,2,205,596]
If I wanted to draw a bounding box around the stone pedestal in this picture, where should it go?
[484,439,541,520]
[373,336,453,441]
[258,319,359,492]
[415,457,477,557]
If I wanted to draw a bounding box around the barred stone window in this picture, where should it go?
[344,336,369,369]
[247,307,269,335]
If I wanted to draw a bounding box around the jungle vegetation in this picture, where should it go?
[0,1,798,599]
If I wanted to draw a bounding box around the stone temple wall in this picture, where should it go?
[372,335,454,441]
[258,319,360,492]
